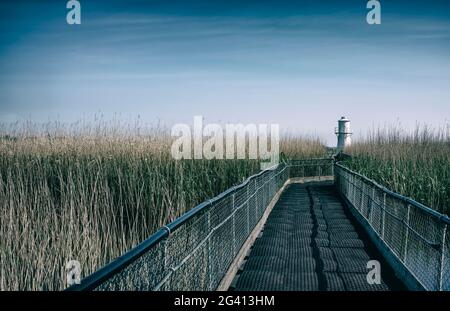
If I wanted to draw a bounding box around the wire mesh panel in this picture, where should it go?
[68,159,331,292]
[405,206,445,290]
[71,158,450,292]
[209,196,235,289]
[383,194,408,259]
[164,207,210,290]
[334,163,450,291]
[73,160,315,291]
[166,209,210,270]
[370,187,384,235]
[235,185,251,253]
[248,180,258,232]
[167,237,210,291]
[360,179,370,219]
[94,242,166,291]
[289,159,333,179]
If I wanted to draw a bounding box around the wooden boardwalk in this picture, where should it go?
[230,182,401,291]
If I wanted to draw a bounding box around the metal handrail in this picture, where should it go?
[335,161,450,225]
[66,158,334,291]
[336,164,444,248]
[334,160,449,290]
[66,156,447,291]
[66,162,288,291]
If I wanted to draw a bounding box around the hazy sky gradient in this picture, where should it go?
[1,0,449,145]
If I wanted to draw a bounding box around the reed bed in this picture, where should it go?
[344,125,450,215]
[0,121,325,290]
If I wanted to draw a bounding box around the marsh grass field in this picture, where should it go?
[0,122,448,290]
[344,126,450,215]
[0,122,326,290]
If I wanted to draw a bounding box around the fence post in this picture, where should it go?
[343,169,346,195]
[246,184,250,235]
[360,181,365,215]
[265,175,269,205]
[254,179,258,218]
[403,204,411,263]
[381,192,386,239]
[345,170,349,198]
[439,224,447,291]
[352,174,356,205]
[232,187,236,256]
[207,209,213,290]
[160,237,170,290]
[345,170,349,199]
[347,171,351,201]
[349,172,353,203]
[369,186,375,223]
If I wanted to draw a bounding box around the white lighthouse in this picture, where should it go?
[335,116,352,152]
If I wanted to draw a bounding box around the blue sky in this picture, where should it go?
[0,0,449,145]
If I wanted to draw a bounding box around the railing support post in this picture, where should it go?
[246,184,250,235]
[232,188,236,256]
[360,181,365,215]
[160,237,170,290]
[254,179,258,218]
[352,174,356,205]
[403,204,411,263]
[369,186,375,222]
[207,209,213,290]
[381,192,386,239]
[439,224,447,291]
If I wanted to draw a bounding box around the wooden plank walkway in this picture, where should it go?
[230,181,401,291]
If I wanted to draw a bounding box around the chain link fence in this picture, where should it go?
[289,158,334,179]
[66,159,333,291]
[334,162,450,291]
[67,158,448,291]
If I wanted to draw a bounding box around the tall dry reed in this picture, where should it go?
[0,121,325,290]
[344,124,449,214]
